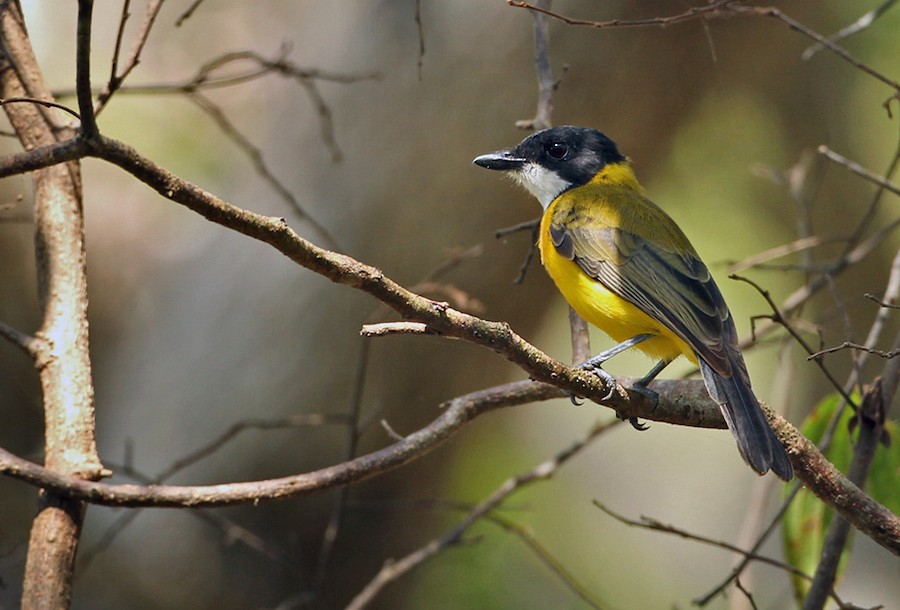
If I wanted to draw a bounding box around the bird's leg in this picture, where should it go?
[571,333,654,405]
[579,333,654,371]
[620,359,671,431]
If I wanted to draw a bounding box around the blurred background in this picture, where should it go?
[1,1,898,608]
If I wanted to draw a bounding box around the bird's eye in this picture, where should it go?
[546,142,568,159]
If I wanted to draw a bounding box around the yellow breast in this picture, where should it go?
[538,189,697,365]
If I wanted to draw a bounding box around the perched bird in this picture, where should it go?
[474,126,792,480]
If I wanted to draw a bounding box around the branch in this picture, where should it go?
[0,2,104,607]
[0,320,43,361]
[515,0,555,131]
[818,145,900,197]
[95,0,165,113]
[75,0,97,137]
[803,379,890,609]
[508,0,738,29]
[0,380,565,508]
[186,91,340,249]
[801,0,900,60]
[768,408,899,556]
[348,420,618,609]
[732,5,900,94]
[0,129,894,552]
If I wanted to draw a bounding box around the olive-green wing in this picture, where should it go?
[550,216,734,375]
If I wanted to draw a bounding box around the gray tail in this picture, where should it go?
[699,356,793,480]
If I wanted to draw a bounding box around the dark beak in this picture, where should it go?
[473,149,526,171]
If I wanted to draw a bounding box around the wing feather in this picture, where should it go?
[550,209,733,374]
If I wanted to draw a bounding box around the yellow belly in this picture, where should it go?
[539,230,696,365]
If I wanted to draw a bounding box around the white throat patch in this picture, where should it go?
[510,162,572,210]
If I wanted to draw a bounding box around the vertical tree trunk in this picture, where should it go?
[0,3,104,607]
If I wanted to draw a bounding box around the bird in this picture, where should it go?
[473,126,793,480]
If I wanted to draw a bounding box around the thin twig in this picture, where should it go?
[568,306,591,365]
[495,219,541,284]
[106,0,131,101]
[78,413,351,571]
[594,501,814,580]
[310,337,373,599]
[0,98,80,121]
[803,377,891,610]
[495,217,540,239]
[595,501,851,608]
[414,0,425,79]
[95,0,165,113]
[516,0,554,131]
[347,420,619,610]
[75,0,98,137]
[508,0,737,29]
[187,92,339,249]
[733,5,900,94]
[694,482,805,606]
[818,146,900,197]
[733,274,858,409]
[0,321,42,361]
[865,293,900,309]
[802,0,900,60]
[360,322,435,337]
[0,134,898,556]
[176,0,206,26]
[808,341,900,361]
[727,236,823,274]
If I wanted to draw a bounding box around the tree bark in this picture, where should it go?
[0,2,103,608]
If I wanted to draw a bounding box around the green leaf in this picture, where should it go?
[783,393,853,602]
[782,391,898,603]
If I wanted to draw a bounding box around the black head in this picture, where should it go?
[473,126,626,207]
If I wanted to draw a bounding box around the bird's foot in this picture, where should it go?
[570,362,618,405]
[619,380,659,431]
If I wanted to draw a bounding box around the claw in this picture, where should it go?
[570,394,584,406]
[620,381,659,431]
[629,416,650,431]
[572,361,618,403]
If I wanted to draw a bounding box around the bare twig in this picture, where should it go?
[495,218,541,284]
[803,378,891,610]
[732,5,900,94]
[733,274,858,408]
[516,0,554,131]
[414,0,425,79]
[865,293,900,309]
[187,91,339,249]
[808,341,900,361]
[694,483,805,606]
[78,412,351,572]
[95,0,165,113]
[360,322,435,337]
[310,337,372,600]
[568,306,591,365]
[0,321,43,361]
[594,501,813,578]
[727,236,823,274]
[508,0,737,30]
[176,0,207,26]
[495,218,540,239]
[106,0,131,90]
[75,0,98,137]
[0,97,80,121]
[509,1,900,94]
[595,501,851,608]
[0,133,897,552]
[818,146,900,197]
[347,420,618,610]
[802,0,900,60]
[1,2,104,606]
